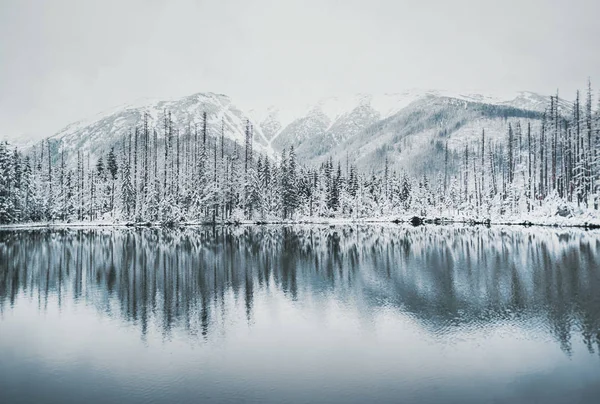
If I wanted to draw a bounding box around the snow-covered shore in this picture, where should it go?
[2,214,599,230]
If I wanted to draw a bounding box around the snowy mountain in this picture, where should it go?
[247,106,286,142]
[26,89,565,173]
[269,90,558,172]
[321,95,543,176]
[44,92,274,166]
[500,90,572,112]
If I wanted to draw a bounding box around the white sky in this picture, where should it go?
[1,0,599,141]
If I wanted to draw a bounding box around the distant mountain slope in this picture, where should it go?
[45,92,274,166]
[269,90,557,172]
[25,89,567,173]
[323,96,544,176]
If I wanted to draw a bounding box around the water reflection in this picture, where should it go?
[1,225,599,357]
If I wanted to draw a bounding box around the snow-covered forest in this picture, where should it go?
[1,83,599,225]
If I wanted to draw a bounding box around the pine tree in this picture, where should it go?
[107,147,118,214]
[585,79,594,207]
[507,123,514,185]
[281,147,299,219]
[46,139,54,221]
[0,142,15,223]
[121,157,135,218]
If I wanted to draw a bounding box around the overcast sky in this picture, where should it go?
[1,0,599,141]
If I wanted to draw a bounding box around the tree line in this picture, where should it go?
[0,82,599,224]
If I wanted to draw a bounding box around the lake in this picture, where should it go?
[1,225,600,404]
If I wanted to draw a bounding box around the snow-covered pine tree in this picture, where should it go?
[107,147,118,216]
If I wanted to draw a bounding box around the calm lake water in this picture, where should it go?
[1,225,600,404]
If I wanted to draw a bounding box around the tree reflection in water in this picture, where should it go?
[1,225,599,356]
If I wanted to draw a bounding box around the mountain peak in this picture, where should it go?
[24,87,567,176]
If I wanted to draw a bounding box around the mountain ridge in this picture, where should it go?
[13,89,569,174]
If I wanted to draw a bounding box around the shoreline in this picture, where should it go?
[1,216,600,230]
